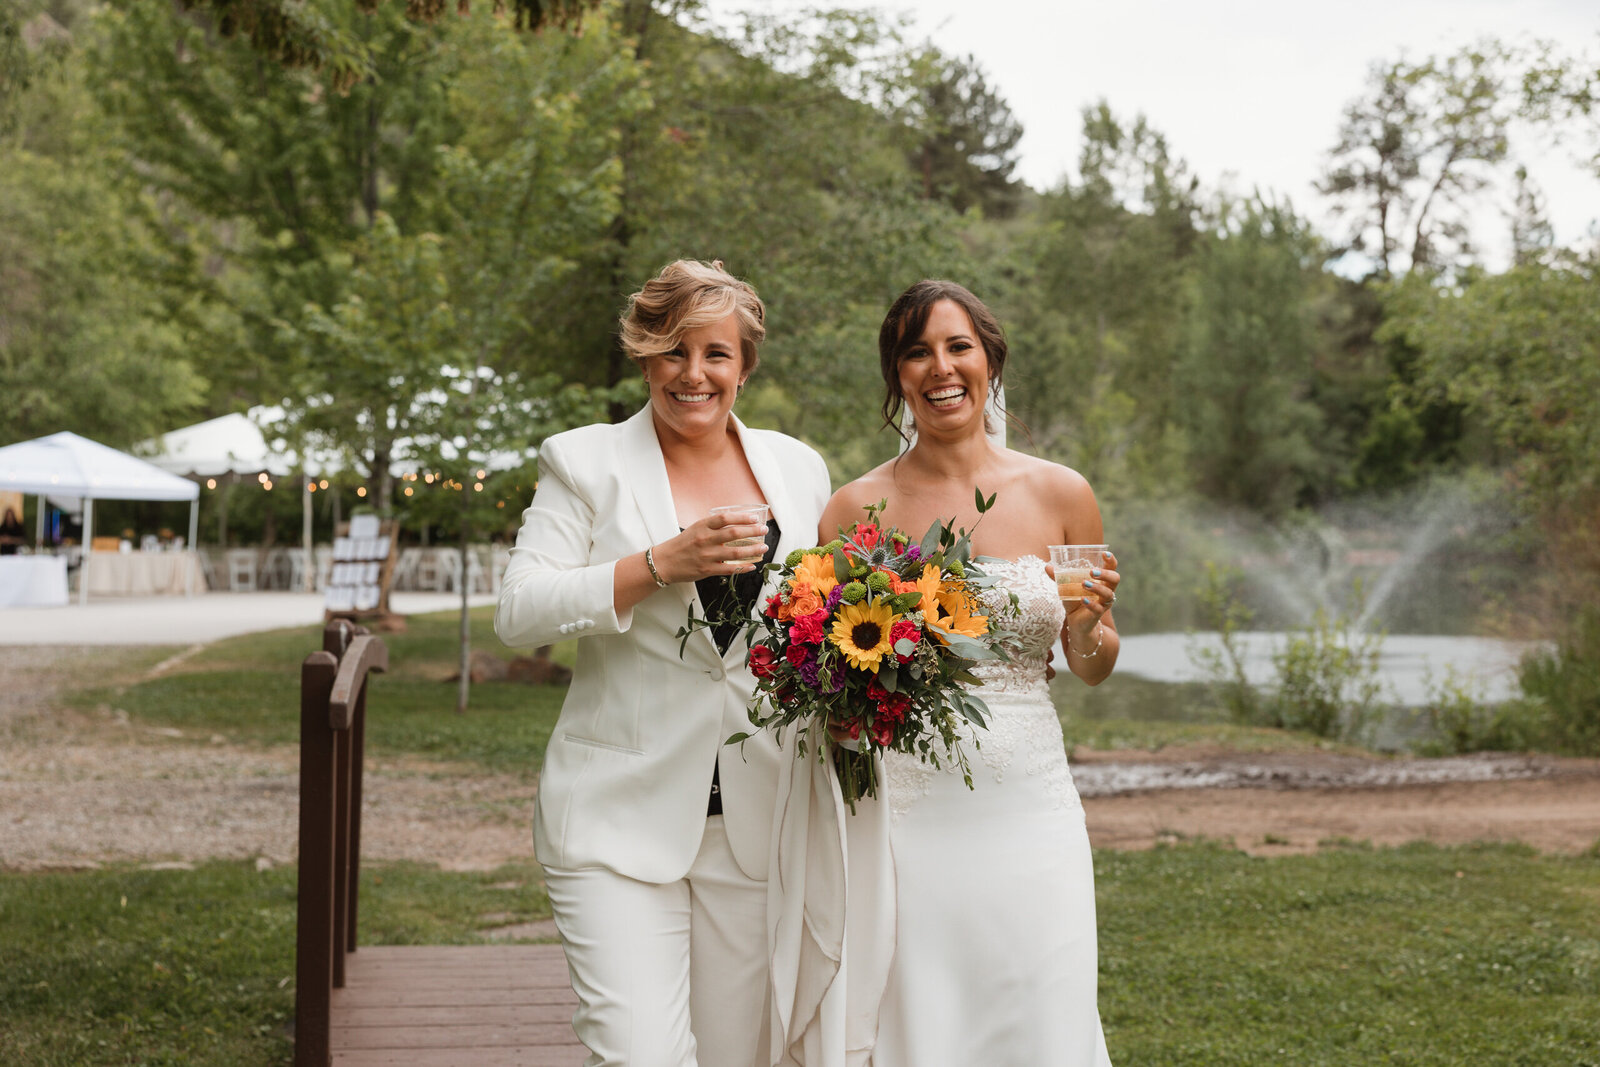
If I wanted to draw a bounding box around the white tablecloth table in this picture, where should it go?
[84,551,208,597]
[0,555,70,608]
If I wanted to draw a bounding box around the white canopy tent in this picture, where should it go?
[0,431,202,603]
[139,408,344,592]
[140,407,341,481]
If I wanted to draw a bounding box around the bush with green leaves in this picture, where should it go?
[1518,608,1600,756]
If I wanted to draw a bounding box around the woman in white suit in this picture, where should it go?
[496,260,833,1067]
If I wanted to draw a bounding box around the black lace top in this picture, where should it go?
[692,518,780,815]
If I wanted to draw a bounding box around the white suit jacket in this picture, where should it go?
[496,405,832,884]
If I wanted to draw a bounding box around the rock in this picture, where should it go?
[507,646,572,686]
[447,650,509,683]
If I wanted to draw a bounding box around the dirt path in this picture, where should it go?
[1072,746,1600,855]
[4,647,1598,871]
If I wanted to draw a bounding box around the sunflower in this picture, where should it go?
[793,552,840,597]
[829,600,899,672]
[926,586,989,642]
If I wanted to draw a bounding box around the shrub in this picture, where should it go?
[1518,608,1600,756]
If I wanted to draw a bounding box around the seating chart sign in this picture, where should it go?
[324,515,396,616]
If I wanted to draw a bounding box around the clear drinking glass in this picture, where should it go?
[1048,543,1108,600]
[710,504,770,563]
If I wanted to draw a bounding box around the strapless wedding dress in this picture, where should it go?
[872,555,1112,1065]
[767,556,1112,1067]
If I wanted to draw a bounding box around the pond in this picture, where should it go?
[1114,632,1542,706]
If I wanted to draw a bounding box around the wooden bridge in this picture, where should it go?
[296,621,586,1066]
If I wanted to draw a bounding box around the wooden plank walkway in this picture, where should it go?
[328,944,585,1066]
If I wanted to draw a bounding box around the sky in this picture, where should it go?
[704,0,1600,267]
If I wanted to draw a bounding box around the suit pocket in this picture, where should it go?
[560,733,644,757]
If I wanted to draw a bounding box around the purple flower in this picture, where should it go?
[905,545,922,562]
[825,585,844,611]
[798,658,821,690]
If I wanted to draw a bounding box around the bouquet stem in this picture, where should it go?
[831,743,879,814]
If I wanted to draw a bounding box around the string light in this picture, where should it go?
[476,469,487,479]
[424,473,434,484]
[356,487,367,498]
[263,480,273,491]
[404,487,414,497]
[474,482,483,491]
[307,482,317,493]
[206,478,217,490]
[319,479,329,490]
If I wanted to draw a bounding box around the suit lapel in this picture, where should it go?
[621,406,719,663]
[622,406,684,549]
[732,415,795,557]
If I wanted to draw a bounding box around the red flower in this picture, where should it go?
[869,720,894,746]
[890,618,920,663]
[789,611,827,646]
[764,594,784,618]
[748,644,778,679]
[855,523,881,549]
[866,679,911,723]
[785,643,812,668]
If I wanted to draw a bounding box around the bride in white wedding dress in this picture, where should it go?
[768,280,1121,1067]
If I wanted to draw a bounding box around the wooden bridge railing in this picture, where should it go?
[296,620,388,1067]
[293,620,585,1066]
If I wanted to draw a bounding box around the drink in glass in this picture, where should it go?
[1048,544,1107,600]
[711,504,770,563]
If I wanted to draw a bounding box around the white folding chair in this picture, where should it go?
[226,550,258,591]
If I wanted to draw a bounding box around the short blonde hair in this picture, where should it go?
[619,260,766,373]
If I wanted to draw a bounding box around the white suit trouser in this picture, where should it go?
[544,816,769,1067]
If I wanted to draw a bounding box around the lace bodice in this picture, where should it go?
[968,556,1065,695]
[884,556,1082,819]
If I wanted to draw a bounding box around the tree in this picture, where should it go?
[1,6,206,447]
[166,0,604,92]
[1318,44,1516,277]
[899,46,1023,217]
[999,103,1199,495]
[1175,196,1328,515]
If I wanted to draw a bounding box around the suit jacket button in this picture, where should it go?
[559,623,572,634]
[709,667,725,682]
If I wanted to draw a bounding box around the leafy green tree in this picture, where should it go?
[164,0,604,93]
[899,46,1023,217]
[1175,195,1328,516]
[1318,44,1516,276]
[1000,103,1198,496]
[1,10,205,447]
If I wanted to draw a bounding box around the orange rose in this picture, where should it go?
[789,587,824,619]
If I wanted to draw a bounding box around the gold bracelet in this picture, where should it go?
[644,546,669,588]
[1069,624,1104,658]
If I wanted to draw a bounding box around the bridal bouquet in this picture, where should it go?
[729,496,1014,810]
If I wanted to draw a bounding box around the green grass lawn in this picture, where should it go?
[69,608,572,776]
[2,844,1595,1065]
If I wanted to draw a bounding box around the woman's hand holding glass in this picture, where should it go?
[1045,548,1120,652]
[650,509,769,584]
